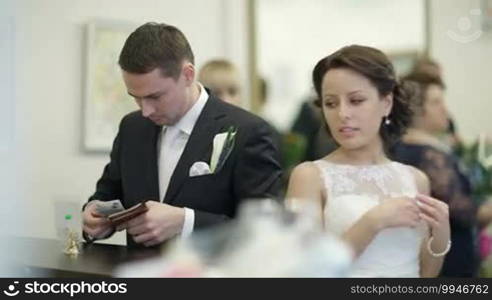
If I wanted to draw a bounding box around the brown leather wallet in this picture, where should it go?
[108,200,149,226]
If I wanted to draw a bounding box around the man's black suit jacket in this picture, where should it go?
[87,95,283,247]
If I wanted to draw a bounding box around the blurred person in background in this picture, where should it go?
[287,45,450,277]
[391,72,479,277]
[198,59,242,107]
[409,57,463,153]
[410,57,443,78]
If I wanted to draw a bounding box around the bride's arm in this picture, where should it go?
[286,162,411,258]
[343,196,425,258]
[411,167,449,277]
[339,210,386,258]
[285,162,325,227]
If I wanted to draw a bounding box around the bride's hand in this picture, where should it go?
[367,197,421,230]
[416,194,450,245]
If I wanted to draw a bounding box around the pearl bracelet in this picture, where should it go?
[427,236,451,257]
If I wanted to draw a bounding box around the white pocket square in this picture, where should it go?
[189,161,212,177]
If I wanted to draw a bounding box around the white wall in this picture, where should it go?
[257,0,425,131]
[429,0,492,141]
[0,0,18,221]
[12,0,250,245]
[0,0,26,276]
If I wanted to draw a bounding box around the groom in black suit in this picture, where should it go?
[82,22,282,248]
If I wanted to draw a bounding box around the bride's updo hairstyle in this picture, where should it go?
[312,45,414,150]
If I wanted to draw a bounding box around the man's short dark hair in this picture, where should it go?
[118,22,195,79]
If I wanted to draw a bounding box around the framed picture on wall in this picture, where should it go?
[83,20,137,153]
[387,50,420,77]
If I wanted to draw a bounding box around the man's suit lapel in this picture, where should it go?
[163,96,226,204]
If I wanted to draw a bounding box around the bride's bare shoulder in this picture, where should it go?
[290,161,322,181]
[405,164,431,195]
[287,161,325,210]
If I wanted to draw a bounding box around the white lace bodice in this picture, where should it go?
[314,160,427,277]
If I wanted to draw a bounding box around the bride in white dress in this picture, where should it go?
[286,45,451,277]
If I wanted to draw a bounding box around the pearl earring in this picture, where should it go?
[384,116,391,125]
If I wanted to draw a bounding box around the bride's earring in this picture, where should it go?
[384,116,391,126]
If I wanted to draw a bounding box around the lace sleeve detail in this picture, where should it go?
[416,147,477,228]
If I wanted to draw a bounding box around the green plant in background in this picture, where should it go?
[457,134,492,277]
[281,133,307,172]
[457,134,492,204]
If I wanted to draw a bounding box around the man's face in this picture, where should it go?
[122,67,193,126]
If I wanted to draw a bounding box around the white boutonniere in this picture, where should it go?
[188,126,237,177]
[210,126,237,173]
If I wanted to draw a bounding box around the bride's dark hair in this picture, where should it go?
[312,45,413,150]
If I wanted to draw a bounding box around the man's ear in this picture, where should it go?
[182,62,195,86]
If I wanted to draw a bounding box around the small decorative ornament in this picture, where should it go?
[384,116,391,125]
[64,230,81,257]
[62,214,81,257]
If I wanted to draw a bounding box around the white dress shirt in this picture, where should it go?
[158,83,208,238]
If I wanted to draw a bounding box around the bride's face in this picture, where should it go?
[320,68,392,150]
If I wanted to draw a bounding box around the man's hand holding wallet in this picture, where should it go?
[82,199,185,247]
[82,200,148,242]
[115,201,186,247]
[95,200,149,227]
